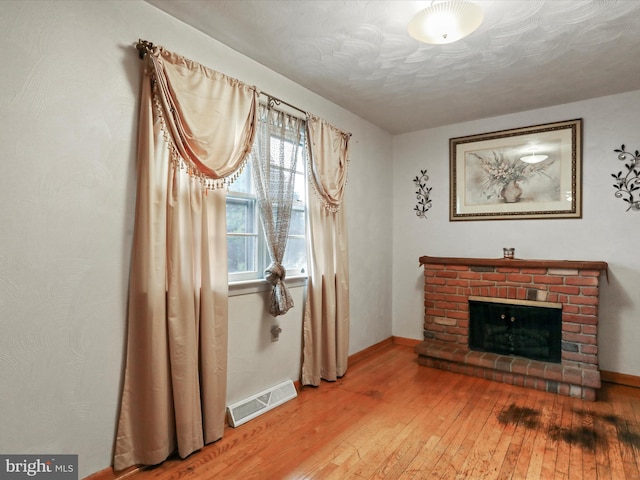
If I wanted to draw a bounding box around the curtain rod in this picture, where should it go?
[134,39,351,136]
[135,39,307,115]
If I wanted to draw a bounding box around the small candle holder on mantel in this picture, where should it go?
[503,248,515,259]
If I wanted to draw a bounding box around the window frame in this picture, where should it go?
[226,129,308,286]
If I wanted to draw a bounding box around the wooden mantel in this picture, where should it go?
[419,255,608,272]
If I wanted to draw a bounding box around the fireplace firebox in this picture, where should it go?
[469,298,562,363]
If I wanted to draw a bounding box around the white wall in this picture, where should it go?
[392,90,640,378]
[0,1,393,477]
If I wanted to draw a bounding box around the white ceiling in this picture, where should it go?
[146,0,640,134]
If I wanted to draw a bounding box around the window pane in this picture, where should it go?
[228,162,253,194]
[226,198,255,234]
[293,172,305,204]
[289,209,305,236]
[228,235,257,273]
[283,237,307,274]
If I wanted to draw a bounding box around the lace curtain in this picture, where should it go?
[250,104,306,316]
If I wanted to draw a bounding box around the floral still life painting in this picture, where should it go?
[449,119,581,221]
[466,149,560,205]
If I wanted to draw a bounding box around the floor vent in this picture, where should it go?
[226,379,297,428]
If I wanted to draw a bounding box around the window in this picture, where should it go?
[226,137,307,283]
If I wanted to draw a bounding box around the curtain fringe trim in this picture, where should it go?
[151,76,247,191]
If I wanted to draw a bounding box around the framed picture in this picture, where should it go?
[450,119,582,221]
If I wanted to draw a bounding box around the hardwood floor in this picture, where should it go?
[122,344,640,479]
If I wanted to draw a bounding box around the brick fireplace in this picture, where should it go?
[415,255,608,400]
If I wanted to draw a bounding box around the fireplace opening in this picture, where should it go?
[469,298,562,363]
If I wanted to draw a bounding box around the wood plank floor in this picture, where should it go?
[123,344,640,479]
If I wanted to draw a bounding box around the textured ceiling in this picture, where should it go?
[146,0,640,134]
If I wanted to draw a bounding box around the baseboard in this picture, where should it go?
[347,336,422,365]
[391,336,422,348]
[83,465,140,480]
[601,370,640,388]
[348,337,393,365]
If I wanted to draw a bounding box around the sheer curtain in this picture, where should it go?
[250,104,306,316]
[301,115,351,385]
[114,46,257,470]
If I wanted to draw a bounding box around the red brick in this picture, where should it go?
[533,275,564,285]
[424,264,445,270]
[427,277,447,286]
[558,383,570,396]
[569,295,599,306]
[563,304,580,314]
[583,388,597,401]
[562,351,598,365]
[460,272,483,280]
[503,373,514,384]
[581,287,599,297]
[436,270,460,278]
[483,273,507,282]
[511,358,530,375]
[566,276,599,286]
[581,344,598,355]
[446,265,470,271]
[447,279,470,288]
[581,270,602,277]
[549,285,580,295]
[448,310,469,320]
[445,295,468,305]
[582,325,597,335]
[563,333,597,345]
[525,377,537,389]
[433,286,458,294]
[563,313,598,325]
[527,363,546,379]
[580,305,598,316]
[562,323,581,333]
[544,364,564,382]
[479,353,498,369]
[562,367,583,385]
[426,308,445,317]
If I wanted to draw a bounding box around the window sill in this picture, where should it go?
[229,275,308,297]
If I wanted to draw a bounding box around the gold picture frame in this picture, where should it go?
[450,119,582,221]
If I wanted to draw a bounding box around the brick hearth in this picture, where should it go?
[415,255,608,400]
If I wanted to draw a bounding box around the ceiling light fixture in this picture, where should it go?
[520,153,549,164]
[408,1,484,45]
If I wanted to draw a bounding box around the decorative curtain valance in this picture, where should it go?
[306,114,350,212]
[147,46,258,188]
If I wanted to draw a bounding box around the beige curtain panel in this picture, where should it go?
[302,115,351,386]
[114,46,257,471]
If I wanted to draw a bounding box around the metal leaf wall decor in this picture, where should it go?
[413,169,432,219]
[611,144,640,211]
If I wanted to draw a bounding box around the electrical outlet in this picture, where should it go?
[271,325,282,342]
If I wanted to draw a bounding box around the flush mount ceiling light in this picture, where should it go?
[520,146,549,164]
[408,1,484,45]
[520,153,549,164]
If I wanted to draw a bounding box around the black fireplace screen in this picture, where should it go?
[469,300,562,363]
